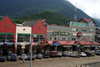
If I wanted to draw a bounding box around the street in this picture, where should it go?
[0,56,100,67]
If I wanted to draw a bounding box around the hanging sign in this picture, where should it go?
[77,32,82,37]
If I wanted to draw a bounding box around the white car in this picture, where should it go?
[36,53,43,59]
[21,54,28,60]
[57,52,62,57]
[80,52,87,57]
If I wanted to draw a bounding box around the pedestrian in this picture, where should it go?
[22,56,25,63]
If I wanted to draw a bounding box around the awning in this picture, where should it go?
[47,41,53,45]
[79,41,100,45]
[47,41,75,45]
[58,41,75,45]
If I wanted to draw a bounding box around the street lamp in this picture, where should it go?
[30,34,32,67]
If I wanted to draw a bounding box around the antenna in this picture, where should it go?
[74,2,77,21]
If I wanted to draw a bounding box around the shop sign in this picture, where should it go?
[83,34,92,36]
[3,40,15,45]
[52,31,69,36]
[73,33,77,36]
[70,21,88,26]
[77,32,82,37]
[52,32,59,35]
[60,32,69,35]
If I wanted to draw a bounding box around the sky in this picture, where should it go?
[67,0,100,19]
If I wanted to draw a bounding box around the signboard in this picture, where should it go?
[77,32,82,37]
[83,34,92,36]
[70,21,88,26]
[73,33,77,36]
[52,31,69,36]
[3,40,15,45]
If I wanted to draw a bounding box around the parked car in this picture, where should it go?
[79,52,87,57]
[62,51,69,56]
[0,56,7,62]
[90,52,95,56]
[69,52,80,58]
[50,51,58,57]
[95,50,100,55]
[57,52,62,57]
[27,53,36,60]
[10,54,18,61]
[21,54,28,60]
[85,52,92,57]
[43,52,50,58]
[36,53,43,59]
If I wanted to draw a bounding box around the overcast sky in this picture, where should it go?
[67,0,100,19]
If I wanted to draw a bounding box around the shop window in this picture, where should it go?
[0,34,14,42]
[17,34,30,42]
[34,34,45,42]
[82,38,86,41]
[72,38,76,40]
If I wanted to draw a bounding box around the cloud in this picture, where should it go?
[67,0,100,18]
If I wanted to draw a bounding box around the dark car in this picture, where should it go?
[0,56,7,62]
[43,52,50,58]
[10,54,18,61]
[85,52,92,57]
[50,51,57,57]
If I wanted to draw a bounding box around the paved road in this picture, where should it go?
[0,56,100,67]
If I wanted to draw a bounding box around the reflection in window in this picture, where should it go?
[34,34,45,42]
[17,34,30,42]
[0,34,14,42]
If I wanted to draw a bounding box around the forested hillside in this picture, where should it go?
[0,0,90,20]
[12,11,73,25]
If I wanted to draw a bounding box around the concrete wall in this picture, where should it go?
[16,26,32,42]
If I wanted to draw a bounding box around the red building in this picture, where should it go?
[0,16,16,55]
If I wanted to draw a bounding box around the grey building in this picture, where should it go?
[46,18,100,52]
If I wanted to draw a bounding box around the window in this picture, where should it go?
[81,38,86,41]
[0,33,14,42]
[89,21,95,26]
[34,34,45,42]
[72,38,76,40]
[89,29,94,32]
[61,37,66,40]
[50,37,56,40]
[72,28,78,31]
[17,34,30,42]
[82,29,86,32]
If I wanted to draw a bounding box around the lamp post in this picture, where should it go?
[30,34,32,67]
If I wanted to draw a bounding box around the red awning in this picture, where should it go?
[58,41,75,45]
[79,41,100,45]
[47,41,53,45]
[47,41,75,45]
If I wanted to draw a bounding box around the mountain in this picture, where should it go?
[0,0,90,21]
[12,11,73,25]
[93,18,100,27]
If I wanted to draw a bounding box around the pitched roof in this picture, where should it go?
[23,20,39,26]
[82,18,92,22]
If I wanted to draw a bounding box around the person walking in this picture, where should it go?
[22,56,25,63]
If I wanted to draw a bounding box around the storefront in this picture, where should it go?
[0,40,15,56]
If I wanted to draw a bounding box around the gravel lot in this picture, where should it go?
[0,56,100,67]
